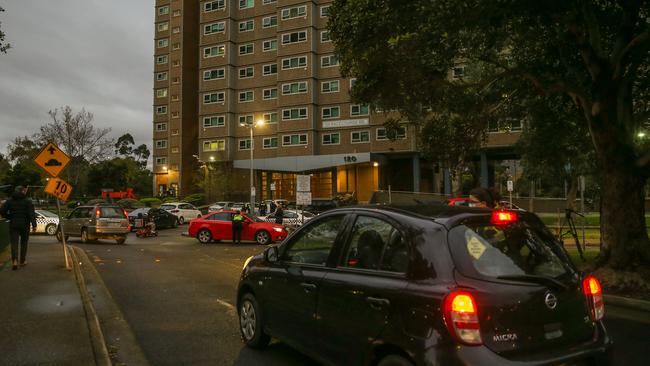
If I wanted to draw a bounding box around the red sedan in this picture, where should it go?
[188,210,287,245]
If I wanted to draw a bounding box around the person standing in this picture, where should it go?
[274,204,284,225]
[0,186,37,270]
[232,210,244,245]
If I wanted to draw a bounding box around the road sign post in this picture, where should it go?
[507,180,514,207]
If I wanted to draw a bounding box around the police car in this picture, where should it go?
[34,209,60,235]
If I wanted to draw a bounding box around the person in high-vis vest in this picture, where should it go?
[232,210,244,244]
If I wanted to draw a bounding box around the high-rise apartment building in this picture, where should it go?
[152,0,521,201]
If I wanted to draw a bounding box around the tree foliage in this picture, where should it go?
[0,6,9,54]
[329,0,650,268]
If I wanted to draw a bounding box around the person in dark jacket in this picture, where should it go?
[0,186,37,270]
[274,204,284,225]
[232,210,244,245]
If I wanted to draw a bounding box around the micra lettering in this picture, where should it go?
[493,333,518,342]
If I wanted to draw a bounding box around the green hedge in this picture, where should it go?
[116,198,143,209]
[182,193,206,206]
[140,198,162,207]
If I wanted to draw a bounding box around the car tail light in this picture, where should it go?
[491,210,518,226]
[443,290,482,346]
[95,208,101,218]
[170,209,179,213]
[582,275,604,321]
[122,209,128,218]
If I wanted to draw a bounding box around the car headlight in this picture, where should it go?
[242,255,253,270]
[273,227,284,233]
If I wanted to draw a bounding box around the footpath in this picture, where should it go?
[0,241,648,366]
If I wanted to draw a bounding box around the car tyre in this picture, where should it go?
[239,293,270,349]
[172,219,178,228]
[255,230,271,245]
[378,355,413,366]
[45,224,57,236]
[197,229,212,244]
[55,229,69,243]
[116,236,126,245]
[178,216,185,225]
[81,228,90,244]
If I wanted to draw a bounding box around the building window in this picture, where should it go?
[350,78,357,88]
[155,157,167,165]
[239,90,254,103]
[263,64,277,75]
[263,112,278,124]
[263,39,277,52]
[239,66,254,79]
[172,26,181,34]
[320,5,330,17]
[282,81,308,95]
[322,106,340,119]
[239,20,254,32]
[203,115,225,128]
[158,6,169,15]
[204,0,225,12]
[281,6,307,20]
[262,15,277,28]
[239,139,252,150]
[351,131,370,143]
[171,95,180,101]
[204,22,225,35]
[263,88,278,100]
[282,107,308,120]
[156,55,168,64]
[171,111,179,118]
[452,66,465,79]
[239,43,254,55]
[157,22,169,32]
[203,140,225,151]
[377,126,407,140]
[156,106,168,115]
[281,30,307,45]
[156,88,168,98]
[156,72,168,81]
[263,137,278,149]
[203,68,225,81]
[322,133,340,145]
[321,80,339,93]
[172,10,181,17]
[172,60,180,67]
[282,134,308,146]
[172,77,180,84]
[171,129,179,135]
[321,54,339,68]
[321,31,331,42]
[171,149,179,155]
[155,123,167,132]
[204,45,225,58]
[239,0,254,10]
[239,114,253,125]
[157,38,168,48]
[351,104,370,116]
[203,92,225,104]
[282,56,307,69]
[263,0,277,4]
[155,140,168,149]
[172,43,180,50]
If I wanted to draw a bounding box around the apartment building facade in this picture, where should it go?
[152,0,521,201]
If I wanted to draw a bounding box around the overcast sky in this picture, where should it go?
[0,0,154,156]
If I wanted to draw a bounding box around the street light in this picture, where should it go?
[240,119,265,213]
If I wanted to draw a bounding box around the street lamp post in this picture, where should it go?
[241,119,265,214]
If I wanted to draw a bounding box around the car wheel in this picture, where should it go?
[197,229,212,244]
[116,236,126,245]
[178,216,185,225]
[255,230,271,245]
[172,219,178,228]
[378,355,413,366]
[239,293,270,349]
[45,224,57,236]
[55,229,69,243]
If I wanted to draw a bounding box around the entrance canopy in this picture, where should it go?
[233,152,372,172]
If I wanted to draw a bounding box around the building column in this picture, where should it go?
[444,168,452,195]
[412,155,421,192]
[480,151,489,188]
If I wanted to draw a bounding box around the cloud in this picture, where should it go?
[0,0,154,155]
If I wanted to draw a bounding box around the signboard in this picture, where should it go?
[34,142,70,178]
[296,192,312,206]
[270,183,276,191]
[251,186,256,196]
[507,180,514,192]
[296,175,311,192]
[322,118,369,129]
[44,178,73,202]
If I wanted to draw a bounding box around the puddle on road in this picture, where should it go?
[26,294,81,314]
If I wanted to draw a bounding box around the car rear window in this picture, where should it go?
[161,204,175,210]
[449,221,572,279]
[100,207,125,219]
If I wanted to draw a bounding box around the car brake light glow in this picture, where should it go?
[443,290,482,346]
[491,210,518,226]
[582,275,604,321]
[96,208,101,218]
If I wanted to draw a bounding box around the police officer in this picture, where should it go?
[232,210,244,244]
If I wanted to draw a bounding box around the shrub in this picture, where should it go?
[116,198,143,209]
[162,197,178,203]
[67,200,81,208]
[140,198,162,207]
[86,199,107,205]
[182,193,206,206]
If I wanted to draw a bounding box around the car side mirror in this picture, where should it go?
[264,246,279,263]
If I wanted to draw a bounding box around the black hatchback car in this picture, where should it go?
[128,207,179,230]
[237,205,612,366]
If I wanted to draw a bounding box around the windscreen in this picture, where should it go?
[160,204,175,210]
[449,222,572,279]
[100,207,125,219]
[39,210,58,218]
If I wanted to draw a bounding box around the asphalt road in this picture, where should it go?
[30,228,650,366]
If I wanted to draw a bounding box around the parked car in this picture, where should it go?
[160,202,203,224]
[236,205,611,366]
[57,205,129,244]
[498,200,525,211]
[260,209,315,226]
[447,197,471,206]
[188,210,287,245]
[34,209,59,236]
[128,207,178,230]
[303,198,339,214]
[208,201,235,212]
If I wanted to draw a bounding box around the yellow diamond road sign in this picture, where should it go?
[34,143,70,177]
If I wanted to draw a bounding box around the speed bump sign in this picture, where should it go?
[44,178,73,202]
[34,142,70,177]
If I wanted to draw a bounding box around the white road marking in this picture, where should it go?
[216,299,235,310]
